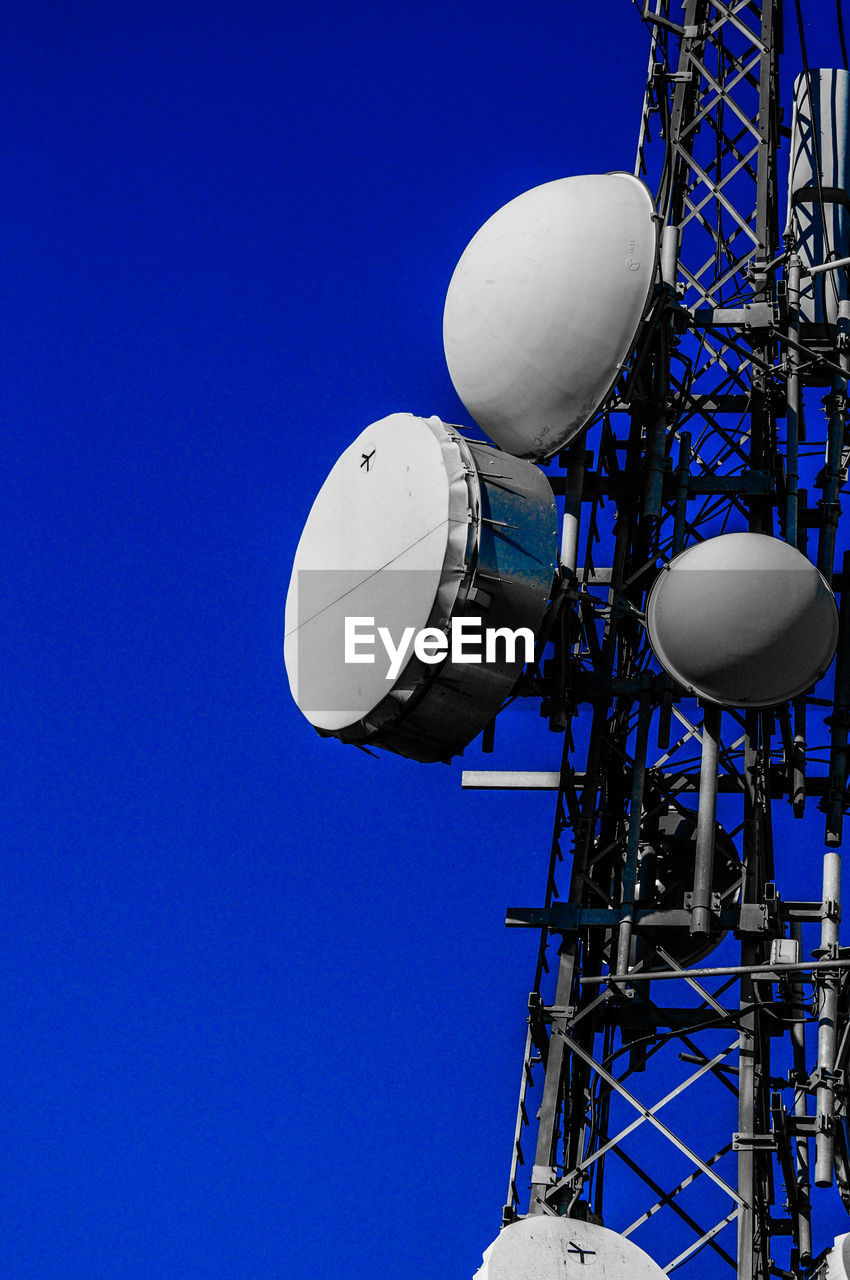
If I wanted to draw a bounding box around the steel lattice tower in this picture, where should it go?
[463,2,850,1276]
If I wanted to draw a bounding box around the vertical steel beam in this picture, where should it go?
[528,937,578,1211]
[815,850,842,1185]
[737,721,762,1280]
[790,923,813,1266]
[785,256,802,548]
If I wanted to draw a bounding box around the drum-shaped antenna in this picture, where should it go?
[443,172,659,460]
[284,413,558,762]
[474,1216,667,1279]
[646,532,839,707]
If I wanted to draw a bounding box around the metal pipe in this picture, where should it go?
[790,922,812,1266]
[737,708,760,1279]
[798,487,809,554]
[661,223,681,289]
[737,981,756,1280]
[815,848,842,1185]
[615,691,653,976]
[785,256,801,548]
[644,257,674,525]
[672,430,691,556]
[809,253,850,275]
[559,450,587,575]
[690,702,721,936]
[792,697,807,818]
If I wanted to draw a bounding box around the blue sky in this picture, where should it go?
[2,2,848,1277]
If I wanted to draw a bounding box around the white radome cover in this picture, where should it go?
[473,1217,667,1280]
[443,172,658,459]
[284,413,471,733]
[646,532,839,707]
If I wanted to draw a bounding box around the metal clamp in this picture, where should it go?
[736,903,770,934]
[543,1004,577,1022]
[812,940,842,959]
[733,1132,778,1152]
[808,1066,844,1091]
[683,891,721,914]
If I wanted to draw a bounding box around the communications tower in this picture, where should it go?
[470,2,850,1276]
[284,0,850,1275]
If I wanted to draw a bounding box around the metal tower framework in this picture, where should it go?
[467,2,850,1276]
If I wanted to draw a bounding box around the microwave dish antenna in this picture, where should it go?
[284,412,558,762]
[473,1216,668,1280]
[645,533,839,707]
[442,172,658,460]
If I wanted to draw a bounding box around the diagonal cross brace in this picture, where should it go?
[617,1142,736,1270]
[554,1031,747,1207]
[577,1040,737,1172]
[664,1209,739,1273]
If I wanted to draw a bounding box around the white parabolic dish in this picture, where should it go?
[284,413,469,734]
[443,172,659,460]
[473,1216,667,1279]
[646,532,839,707]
